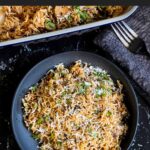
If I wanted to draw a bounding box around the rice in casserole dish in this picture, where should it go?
[0,6,124,41]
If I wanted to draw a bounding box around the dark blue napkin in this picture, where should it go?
[94,7,150,103]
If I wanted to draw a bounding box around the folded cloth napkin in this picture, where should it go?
[94,6,150,103]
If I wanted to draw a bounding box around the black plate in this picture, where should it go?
[11,51,139,150]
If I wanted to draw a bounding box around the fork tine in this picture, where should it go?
[117,22,134,40]
[121,21,138,38]
[114,23,131,43]
[111,24,129,47]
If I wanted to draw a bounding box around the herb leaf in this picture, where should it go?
[93,71,110,80]
[32,133,39,140]
[74,6,89,21]
[57,140,62,147]
[66,99,72,105]
[106,111,112,117]
[95,88,103,97]
[37,117,44,125]
[49,131,55,140]
[92,131,98,138]
[30,85,37,92]
[56,99,62,104]
[45,20,56,30]
[79,11,89,21]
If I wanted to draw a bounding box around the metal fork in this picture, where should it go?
[111,21,148,55]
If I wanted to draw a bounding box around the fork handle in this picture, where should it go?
[129,37,149,56]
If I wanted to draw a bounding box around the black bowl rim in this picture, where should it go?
[11,51,139,150]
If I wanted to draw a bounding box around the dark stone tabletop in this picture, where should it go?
[0,29,150,150]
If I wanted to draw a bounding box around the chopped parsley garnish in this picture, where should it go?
[49,131,55,140]
[77,81,91,94]
[66,99,72,105]
[30,85,37,92]
[75,124,81,130]
[56,99,62,104]
[83,81,91,87]
[45,20,56,30]
[45,115,51,122]
[95,88,103,97]
[32,133,39,140]
[87,128,92,133]
[95,87,112,98]
[29,124,32,129]
[93,71,110,80]
[60,72,66,77]
[37,117,44,125]
[74,6,80,10]
[61,91,67,97]
[57,140,62,148]
[33,103,38,109]
[92,131,98,138]
[94,109,101,115]
[78,87,86,94]
[66,15,73,22]
[79,11,89,21]
[74,6,90,21]
[106,111,112,117]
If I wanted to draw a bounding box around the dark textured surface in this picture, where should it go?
[0,25,150,150]
[94,7,150,100]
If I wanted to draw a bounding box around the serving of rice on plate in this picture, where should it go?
[22,60,128,150]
